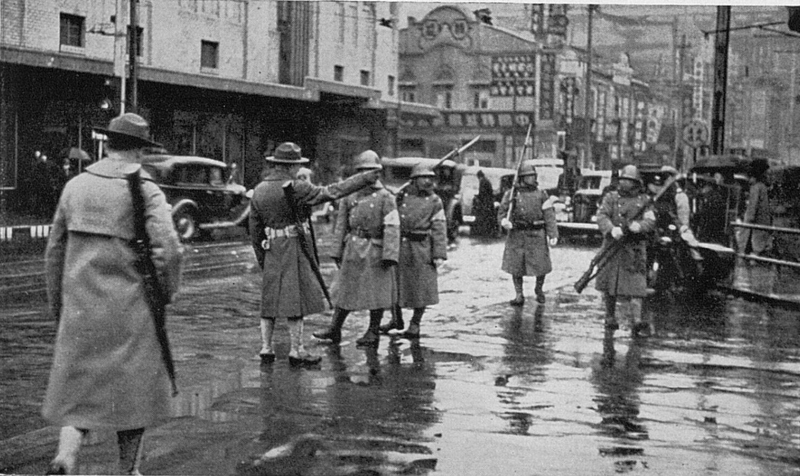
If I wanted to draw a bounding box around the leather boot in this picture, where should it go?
[117,428,145,475]
[534,275,546,303]
[356,309,383,347]
[313,308,348,344]
[510,276,525,306]
[604,294,618,330]
[379,305,404,334]
[389,307,424,339]
[630,298,650,337]
[48,427,88,475]
[258,318,276,364]
[288,318,321,367]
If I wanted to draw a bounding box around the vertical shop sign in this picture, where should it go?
[539,52,556,120]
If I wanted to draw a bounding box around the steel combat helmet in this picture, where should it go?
[410,163,436,178]
[619,164,642,184]
[518,160,539,177]
[354,150,383,170]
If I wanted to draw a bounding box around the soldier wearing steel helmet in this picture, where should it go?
[314,150,401,347]
[249,142,380,367]
[378,163,448,339]
[595,164,657,338]
[498,160,559,306]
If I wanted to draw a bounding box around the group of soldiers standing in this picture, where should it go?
[248,143,449,367]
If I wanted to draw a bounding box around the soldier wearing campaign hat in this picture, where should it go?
[249,142,380,367]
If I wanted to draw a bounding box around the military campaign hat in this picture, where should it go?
[266,142,310,164]
[94,113,162,148]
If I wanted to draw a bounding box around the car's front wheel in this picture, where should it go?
[173,207,199,241]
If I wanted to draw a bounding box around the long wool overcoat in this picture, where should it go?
[42,157,183,431]
[738,180,772,254]
[396,184,448,308]
[249,169,376,318]
[330,181,400,311]
[497,186,558,277]
[594,190,656,297]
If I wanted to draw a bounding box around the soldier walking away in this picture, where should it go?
[498,160,559,306]
[313,150,401,347]
[377,163,448,338]
[42,113,184,475]
[249,143,381,367]
[595,165,657,338]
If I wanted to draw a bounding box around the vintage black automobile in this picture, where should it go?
[141,154,250,241]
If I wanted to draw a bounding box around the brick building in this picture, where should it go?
[0,0,427,223]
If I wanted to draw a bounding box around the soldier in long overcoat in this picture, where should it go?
[42,113,184,475]
[379,163,448,338]
[498,161,559,306]
[249,142,380,366]
[313,150,401,347]
[595,165,657,337]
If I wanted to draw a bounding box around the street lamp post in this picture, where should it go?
[584,5,595,169]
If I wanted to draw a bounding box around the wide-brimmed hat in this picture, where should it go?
[94,113,162,148]
[266,142,310,164]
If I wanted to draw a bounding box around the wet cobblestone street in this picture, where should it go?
[1,226,799,475]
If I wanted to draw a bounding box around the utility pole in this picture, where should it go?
[711,6,730,155]
[113,0,126,114]
[128,0,138,112]
[583,5,595,169]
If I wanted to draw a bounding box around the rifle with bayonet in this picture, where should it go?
[505,123,534,221]
[283,181,333,308]
[395,135,482,195]
[126,171,179,397]
[573,175,676,294]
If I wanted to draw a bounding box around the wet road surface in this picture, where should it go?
[1,226,799,475]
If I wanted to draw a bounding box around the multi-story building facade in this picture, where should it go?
[0,0,431,222]
[398,5,673,171]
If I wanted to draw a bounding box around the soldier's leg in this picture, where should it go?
[288,317,322,366]
[389,306,424,338]
[510,275,525,306]
[379,304,404,334]
[604,293,618,330]
[535,275,546,303]
[259,317,276,363]
[313,308,350,344]
[47,426,88,474]
[117,427,145,475]
[356,309,384,347]
[630,298,650,337]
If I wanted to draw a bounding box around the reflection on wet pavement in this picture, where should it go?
[2,232,800,474]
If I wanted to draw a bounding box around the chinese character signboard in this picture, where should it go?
[491,55,535,97]
[547,4,569,39]
[540,53,556,120]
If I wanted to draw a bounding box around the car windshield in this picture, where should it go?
[579,176,604,189]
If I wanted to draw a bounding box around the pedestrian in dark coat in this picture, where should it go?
[379,163,448,338]
[313,150,401,347]
[249,142,380,366]
[498,160,559,306]
[473,169,497,237]
[595,165,656,338]
[42,113,184,475]
[738,159,772,255]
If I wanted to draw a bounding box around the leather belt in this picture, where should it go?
[261,224,309,250]
[514,222,545,231]
[401,231,430,242]
[350,228,383,239]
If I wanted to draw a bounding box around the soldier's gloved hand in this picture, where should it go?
[611,226,624,240]
[433,258,445,268]
[549,237,558,247]
[628,221,642,234]
[381,259,397,269]
[500,218,513,230]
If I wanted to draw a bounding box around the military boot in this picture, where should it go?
[389,307,424,339]
[534,275,546,303]
[604,294,618,330]
[313,308,349,344]
[510,276,525,306]
[356,309,383,347]
[379,305,404,334]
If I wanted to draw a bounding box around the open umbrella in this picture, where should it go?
[67,147,92,162]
